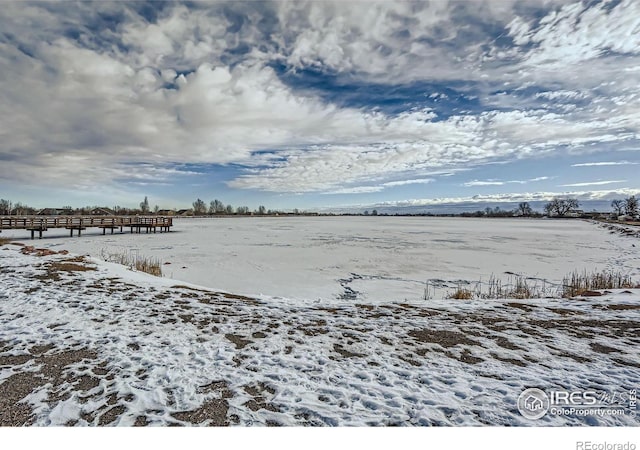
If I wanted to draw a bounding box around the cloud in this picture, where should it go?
[463,176,549,187]
[560,180,627,187]
[0,1,638,205]
[321,178,434,195]
[571,161,639,167]
[382,178,434,187]
[322,186,384,195]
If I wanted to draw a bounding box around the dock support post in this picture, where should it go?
[78,228,81,237]
[39,230,43,239]
[70,229,73,237]
[30,230,34,240]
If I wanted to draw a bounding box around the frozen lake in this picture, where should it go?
[3,217,639,303]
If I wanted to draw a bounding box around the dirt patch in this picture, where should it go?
[605,304,640,311]
[242,382,279,413]
[134,416,149,426]
[491,353,527,367]
[0,346,101,425]
[225,334,252,349]
[29,344,55,355]
[493,337,523,351]
[504,302,536,311]
[333,344,365,358]
[0,354,34,367]
[50,261,96,272]
[546,307,580,316]
[611,357,640,368]
[296,319,329,336]
[219,292,260,305]
[590,343,620,354]
[455,349,484,365]
[0,372,45,426]
[172,382,233,426]
[546,345,592,363]
[33,258,96,282]
[97,405,126,426]
[355,304,374,311]
[409,329,480,348]
[71,374,101,392]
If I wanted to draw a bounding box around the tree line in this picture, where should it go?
[190,198,307,216]
[1,195,638,218]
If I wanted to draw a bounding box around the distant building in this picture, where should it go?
[157,209,175,216]
[37,208,74,216]
[176,209,193,216]
[90,207,115,216]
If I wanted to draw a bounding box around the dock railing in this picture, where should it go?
[0,215,173,239]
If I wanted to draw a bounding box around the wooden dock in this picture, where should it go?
[0,216,173,239]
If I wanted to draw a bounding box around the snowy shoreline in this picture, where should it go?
[1,239,639,426]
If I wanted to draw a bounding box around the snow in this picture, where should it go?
[0,217,639,426]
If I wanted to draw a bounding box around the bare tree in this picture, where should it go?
[192,198,207,216]
[209,199,224,215]
[544,198,579,217]
[0,199,11,215]
[611,199,625,215]
[518,202,533,216]
[225,204,234,214]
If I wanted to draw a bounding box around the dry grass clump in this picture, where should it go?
[443,269,638,300]
[447,287,474,300]
[485,275,543,299]
[447,275,551,300]
[100,249,162,277]
[0,237,11,246]
[562,269,636,298]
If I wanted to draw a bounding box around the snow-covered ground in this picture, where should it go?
[1,218,639,426]
[1,217,638,303]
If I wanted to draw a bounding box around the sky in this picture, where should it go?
[0,0,639,212]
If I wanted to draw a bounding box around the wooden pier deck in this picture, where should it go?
[0,216,173,239]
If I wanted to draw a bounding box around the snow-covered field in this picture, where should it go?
[0,217,639,426]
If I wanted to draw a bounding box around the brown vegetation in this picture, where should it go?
[562,269,637,298]
[100,250,162,277]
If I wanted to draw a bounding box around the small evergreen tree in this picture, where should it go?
[624,195,638,216]
[140,196,150,213]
